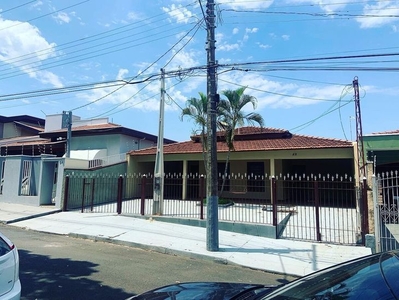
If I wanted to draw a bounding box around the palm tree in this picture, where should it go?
[180,92,209,173]
[218,86,264,195]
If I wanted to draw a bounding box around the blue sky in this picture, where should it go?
[0,0,398,142]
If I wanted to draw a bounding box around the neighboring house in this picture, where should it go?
[0,115,45,139]
[363,130,399,174]
[127,126,356,201]
[0,114,175,208]
[362,130,399,250]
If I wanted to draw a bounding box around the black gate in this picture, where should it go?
[376,172,399,251]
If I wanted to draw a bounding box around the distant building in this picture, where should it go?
[0,114,175,208]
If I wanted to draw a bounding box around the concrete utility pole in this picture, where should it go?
[205,0,219,251]
[153,68,165,215]
[353,76,366,181]
[62,111,72,158]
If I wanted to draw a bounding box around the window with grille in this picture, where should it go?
[20,160,33,196]
[247,162,265,192]
[0,160,5,195]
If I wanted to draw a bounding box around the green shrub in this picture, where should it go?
[202,198,232,205]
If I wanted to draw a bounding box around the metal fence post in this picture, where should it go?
[140,175,146,215]
[372,174,381,253]
[81,178,86,213]
[62,175,69,212]
[199,175,205,220]
[314,179,322,242]
[271,176,277,227]
[361,177,369,244]
[90,178,95,212]
[117,175,123,214]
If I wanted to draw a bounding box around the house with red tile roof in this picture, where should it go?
[128,126,356,201]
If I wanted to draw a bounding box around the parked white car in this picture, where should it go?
[0,232,21,300]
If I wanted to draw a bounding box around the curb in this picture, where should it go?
[68,232,230,265]
[3,209,62,225]
[66,233,296,277]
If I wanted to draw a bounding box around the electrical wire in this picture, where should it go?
[290,98,354,133]
[0,0,90,32]
[0,1,201,81]
[70,74,160,111]
[0,1,37,14]
[71,19,205,112]
[90,81,153,118]
[102,79,185,118]
[0,27,193,81]
[163,19,204,69]
[222,8,399,19]
[89,16,204,119]
[218,77,355,102]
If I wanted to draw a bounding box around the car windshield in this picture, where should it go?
[262,251,399,300]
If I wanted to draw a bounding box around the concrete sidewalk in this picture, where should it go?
[0,202,61,224]
[0,203,372,277]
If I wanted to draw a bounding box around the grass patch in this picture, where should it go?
[202,198,233,205]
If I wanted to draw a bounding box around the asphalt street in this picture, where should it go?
[0,224,296,300]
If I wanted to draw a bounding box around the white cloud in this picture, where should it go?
[258,43,271,49]
[218,71,349,110]
[216,32,241,52]
[243,27,258,41]
[232,28,239,34]
[268,33,290,41]
[31,70,63,88]
[127,11,141,21]
[162,4,195,24]
[0,17,62,87]
[218,0,274,10]
[287,0,399,28]
[31,1,44,9]
[53,12,71,24]
[356,2,399,29]
[167,48,201,69]
[246,28,258,34]
[79,70,164,113]
[285,0,346,13]
[218,43,240,51]
[117,69,129,80]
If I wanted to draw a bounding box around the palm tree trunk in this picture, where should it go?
[201,129,208,176]
[219,148,231,197]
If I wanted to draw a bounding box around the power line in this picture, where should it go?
[0,1,201,80]
[88,20,204,118]
[0,26,194,81]
[222,8,399,19]
[90,81,153,118]
[71,19,205,112]
[218,77,348,102]
[0,0,90,32]
[0,1,37,14]
[219,52,399,68]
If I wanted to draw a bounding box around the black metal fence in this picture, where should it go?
[63,172,364,245]
[376,171,399,251]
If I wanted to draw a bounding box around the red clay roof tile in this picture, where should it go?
[129,126,352,156]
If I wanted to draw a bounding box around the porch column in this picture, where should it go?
[270,158,275,177]
[182,159,187,200]
[270,158,275,202]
